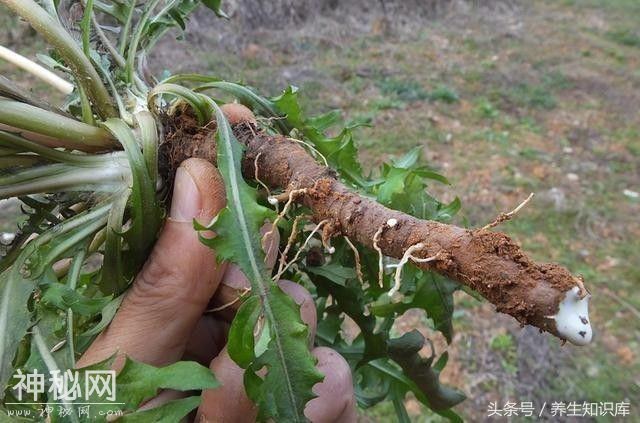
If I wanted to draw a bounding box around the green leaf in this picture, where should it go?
[352,364,391,408]
[0,202,110,396]
[79,295,124,339]
[101,190,130,295]
[393,146,421,169]
[199,99,322,421]
[271,86,366,186]
[41,283,111,316]
[102,119,161,293]
[28,325,81,422]
[201,0,228,17]
[227,295,261,368]
[0,269,35,397]
[311,274,387,363]
[390,382,412,423]
[0,195,57,274]
[116,359,219,409]
[120,396,203,422]
[387,331,466,412]
[245,288,323,421]
[306,264,356,286]
[371,272,459,343]
[377,166,411,205]
[436,197,462,222]
[148,83,211,125]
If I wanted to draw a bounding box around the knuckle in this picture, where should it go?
[137,248,182,293]
[127,249,198,313]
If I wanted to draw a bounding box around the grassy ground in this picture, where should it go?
[2,0,639,421]
[177,1,639,420]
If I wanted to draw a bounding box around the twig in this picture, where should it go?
[481,193,535,231]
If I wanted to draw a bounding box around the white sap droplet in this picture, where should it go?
[387,218,398,227]
[267,196,278,205]
[327,247,335,254]
[554,286,592,346]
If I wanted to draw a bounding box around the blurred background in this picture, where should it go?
[1,0,639,421]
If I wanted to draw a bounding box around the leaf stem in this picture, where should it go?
[0,161,130,199]
[125,0,161,89]
[1,0,116,118]
[118,0,136,55]
[0,100,115,151]
[31,326,80,422]
[91,12,126,68]
[81,0,94,57]
[0,130,122,165]
[0,74,65,113]
[66,249,87,368]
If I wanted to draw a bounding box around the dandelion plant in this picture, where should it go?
[0,1,593,421]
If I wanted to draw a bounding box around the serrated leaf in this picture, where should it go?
[41,283,111,316]
[116,359,219,409]
[307,110,341,132]
[247,288,323,421]
[271,87,366,186]
[79,295,124,339]
[393,146,421,169]
[120,396,202,422]
[315,308,342,345]
[388,331,466,412]
[377,166,411,205]
[311,274,386,362]
[28,326,80,422]
[1,203,109,397]
[199,100,322,421]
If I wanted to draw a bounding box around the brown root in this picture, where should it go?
[162,111,586,343]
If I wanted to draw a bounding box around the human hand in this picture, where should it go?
[77,156,357,422]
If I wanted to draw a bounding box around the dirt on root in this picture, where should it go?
[160,103,217,190]
[163,108,581,339]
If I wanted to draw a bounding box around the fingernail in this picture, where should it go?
[170,167,201,221]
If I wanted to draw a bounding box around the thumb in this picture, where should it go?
[78,158,227,368]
